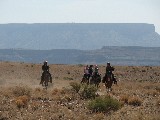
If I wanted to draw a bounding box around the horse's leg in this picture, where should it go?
[87,77,90,85]
[40,79,42,85]
[95,82,97,88]
[95,79,99,88]
[50,77,52,83]
[105,81,111,92]
[40,76,43,85]
[44,80,47,88]
[46,80,49,86]
[42,80,45,86]
[43,81,47,90]
[81,77,84,84]
[49,73,52,83]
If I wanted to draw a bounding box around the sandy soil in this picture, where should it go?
[0,61,160,120]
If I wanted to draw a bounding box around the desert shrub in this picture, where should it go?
[15,95,30,108]
[128,96,142,106]
[119,95,129,104]
[80,85,98,99]
[60,89,66,94]
[15,99,25,109]
[12,85,31,97]
[52,88,59,95]
[70,82,81,93]
[88,96,121,113]
[34,87,41,92]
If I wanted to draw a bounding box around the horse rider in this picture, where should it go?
[105,62,116,83]
[93,64,99,77]
[41,61,52,82]
[83,65,89,79]
[88,65,94,79]
[42,61,49,73]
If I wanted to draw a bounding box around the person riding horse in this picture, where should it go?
[81,65,90,84]
[104,62,116,83]
[93,65,100,78]
[83,65,89,79]
[41,61,52,84]
[88,65,94,79]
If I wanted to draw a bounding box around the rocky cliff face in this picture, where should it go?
[0,23,160,50]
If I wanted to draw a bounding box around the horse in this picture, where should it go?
[90,73,101,88]
[81,73,89,85]
[40,71,52,89]
[102,74,114,92]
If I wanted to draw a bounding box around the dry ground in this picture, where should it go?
[0,61,160,120]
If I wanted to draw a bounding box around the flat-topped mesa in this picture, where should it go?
[0,23,159,50]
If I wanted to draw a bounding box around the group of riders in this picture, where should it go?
[83,62,117,84]
[40,61,117,87]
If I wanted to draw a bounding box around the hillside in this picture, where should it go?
[0,61,159,119]
[0,46,160,66]
[0,23,160,50]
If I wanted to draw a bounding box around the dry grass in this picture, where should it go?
[119,94,129,104]
[0,62,160,119]
[128,96,142,106]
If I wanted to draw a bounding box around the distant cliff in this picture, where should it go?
[0,23,160,50]
[0,46,160,66]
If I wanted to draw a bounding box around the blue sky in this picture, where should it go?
[0,0,160,33]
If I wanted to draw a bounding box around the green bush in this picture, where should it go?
[88,96,121,113]
[70,82,81,93]
[81,85,97,99]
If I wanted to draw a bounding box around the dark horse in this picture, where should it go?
[81,73,89,85]
[40,71,52,89]
[90,73,101,88]
[102,74,116,92]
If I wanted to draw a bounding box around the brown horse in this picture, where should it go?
[103,74,114,92]
[90,74,101,88]
[40,71,52,89]
[81,74,89,85]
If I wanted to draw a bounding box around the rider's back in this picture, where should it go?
[106,66,114,75]
[42,65,49,72]
[88,65,93,75]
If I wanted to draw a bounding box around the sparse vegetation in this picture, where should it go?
[88,95,121,113]
[15,95,29,108]
[80,85,98,99]
[128,96,142,106]
[119,94,129,104]
[70,82,81,93]
[11,85,31,97]
[0,62,160,119]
